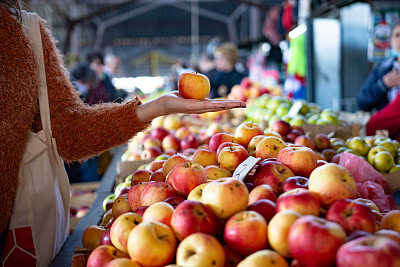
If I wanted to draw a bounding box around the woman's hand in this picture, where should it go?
[136,91,246,123]
[383,68,400,89]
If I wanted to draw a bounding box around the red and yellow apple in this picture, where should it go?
[110,212,142,253]
[166,162,208,197]
[276,188,320,216]
[142,201,175,227]
[276,146,318,177]
[178,72,211,100]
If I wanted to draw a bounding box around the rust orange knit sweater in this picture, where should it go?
[0,7,151,233]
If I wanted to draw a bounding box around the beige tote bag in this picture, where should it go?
[1,11,70,267]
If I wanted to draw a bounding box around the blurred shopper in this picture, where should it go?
[357,22,400,112]
[103,53,121,80]
[70,62,97,102]
[0,2,246,266]
[209,42,246,98]
[198,52,217,82]
[86,51,127,104]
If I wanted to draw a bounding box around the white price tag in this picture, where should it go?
[288,101,302,118]
[232,156,261,181]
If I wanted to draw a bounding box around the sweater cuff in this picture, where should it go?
[377,79,389,92]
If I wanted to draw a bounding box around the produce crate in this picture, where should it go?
[115,158,154,186]
[384,172,400,192]
[302,123,361,140]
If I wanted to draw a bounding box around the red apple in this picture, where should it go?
[314,133,331,152]
[294,135,315,150]
[166,162,207,197]
[104,258,140,267]
[133,206,148,217]
[288,215,347,267]
[235,121,264,148]
[175,126,191,140]
[223,245,244,267]
[276,188,320,216]
[140,147,162,160]
[281,176,309,192]
[252,160,295,195]
[286,129,302,143]
[146,160,166,172]
[162,154,189,177]
[130,169,152,186]
[99,228,113,247]
[223,210,268,256]
[178,71,211,100]
[163,196,186,208]
[209,133,238,152]
[170,200,218,241]
[180,133,200,150]
[127,182,150,212]
[270,119,292,136]
[336,236,400,267]
[247,199,276,223]
[248,184,277,204]
[140,182,176,206]
[87,245,129,267]
[151,126,170,141]
[217,145,249,172]
[216,142,244,158]
[325,198,376,234]
[276,146,318,177]
[321,148,337,162]
[149,169,165,182]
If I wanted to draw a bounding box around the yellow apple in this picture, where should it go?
[237,249,289,267]
[308,163,357,208]
[235,121,264,148]
[267,210,302,257]
[204,165,232,180]
[191,148,218,167]
[110,212,142,253]
[127,221,177,267]
[201,178,249,219]
[255,136,287,160]
[178,72,211,100]
[142,201,175,227]
[176,233,225,267]
[187,183,207,202]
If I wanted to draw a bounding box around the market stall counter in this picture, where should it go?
[49,145,125,267]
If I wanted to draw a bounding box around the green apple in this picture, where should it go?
[331,140,345,151]
[316,118,331,125]
[114,181,131,196]
[367,145,388,165]
[125,174,133,183]
[267,96,284,112]
[378,140,397,158]
[336,147,347,153]
[389,164,400,173]
[290,115,307,127]
[364,136,376,147]
[320,113,340,125]
[281,114,291,123]
[155,154,171,161]
[344,148,362,156]
[275,103,292,116]
[103,194,116,211]
[307,114,320,124]
[308,103,321,114]
[347,137,370,156]
[138,164,148,170]
[292,99,310,115]
[373,151,395,172]
[268,114,281,128]
[320,108,338,117]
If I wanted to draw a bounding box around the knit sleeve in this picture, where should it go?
[38,20,151,161]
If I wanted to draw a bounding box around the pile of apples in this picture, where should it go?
[329,135,400,174]
[82,120,400,267]
[245,94,346,128]
[227,77,280,104]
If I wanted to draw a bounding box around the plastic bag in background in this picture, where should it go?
[339,152,395,212]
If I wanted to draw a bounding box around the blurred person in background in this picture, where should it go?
[209,42,246,98]
[86,51,127,104]
[103,53,121,80]
[70,62,97,102]
[357,22,400,112]
[0,1,246,265]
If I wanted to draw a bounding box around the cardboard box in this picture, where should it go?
[302,123,361,140]
[384,171,400,192]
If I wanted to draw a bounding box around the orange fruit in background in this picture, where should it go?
[380,210,400,234]
[82,224,105,250]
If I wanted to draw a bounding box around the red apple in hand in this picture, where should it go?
[170,200,218,241]
[282,176,309,192]
[325,198,376,234]
[178,72,211,100]
[223,210,268,256]
[336,236,400,267]
[276,146,318,177]
[288,215,346,267]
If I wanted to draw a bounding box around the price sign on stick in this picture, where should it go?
[232,156,261,181]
